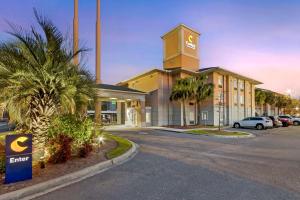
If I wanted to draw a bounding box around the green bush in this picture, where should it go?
[48,114,95,157]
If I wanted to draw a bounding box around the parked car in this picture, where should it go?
[233,117,273,130]
[278,115,293,127]
[291,116,300,126]
[268,116,283,128]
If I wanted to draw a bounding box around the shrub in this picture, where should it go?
[49,115,94,144]
[78,143,93,158]
[48,134,73,164]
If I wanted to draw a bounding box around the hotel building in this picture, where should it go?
[97,24,262,127]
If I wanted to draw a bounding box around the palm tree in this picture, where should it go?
[0,10,95,159]
[275,95,291,115]
[265,91,276,106]
[255,88,267,115]
[189,75,213,125]
[170,78,192,127]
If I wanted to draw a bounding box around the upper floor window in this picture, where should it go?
[239,80,244,90]
[233,79,238,89]
[218,76,223,87]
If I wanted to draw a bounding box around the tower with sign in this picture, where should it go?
[161,24,200,72]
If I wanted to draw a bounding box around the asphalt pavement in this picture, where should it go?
[34,126,300,200]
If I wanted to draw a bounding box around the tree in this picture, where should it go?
[275,95,291,114]
[265,91,277,106]
[0,10,95,159]
[255,88,267,106]
[170,78,192,127]
[189,75,214,125]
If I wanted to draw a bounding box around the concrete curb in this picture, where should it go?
[0,141,139,200]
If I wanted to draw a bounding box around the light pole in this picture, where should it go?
[73,0,79,65]
[94,0,102,125]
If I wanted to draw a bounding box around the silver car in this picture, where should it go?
[233,117,273,130]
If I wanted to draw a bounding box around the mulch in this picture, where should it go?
[0,139,117,195]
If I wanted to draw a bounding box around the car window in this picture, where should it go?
[243,117,250,121]
[250,117,262,120]
[279,116,289,119]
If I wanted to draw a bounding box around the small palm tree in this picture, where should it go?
[189,75,213,125]
[170,78,192,127]
[0,10,95,159]
[255,88,267,115]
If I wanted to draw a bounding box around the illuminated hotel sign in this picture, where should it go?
[185,35,196,50]
[5,134,32,184]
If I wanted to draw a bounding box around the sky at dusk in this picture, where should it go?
[0,0,300,97]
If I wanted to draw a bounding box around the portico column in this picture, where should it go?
[140,100,146,127]
[117,102,122,124]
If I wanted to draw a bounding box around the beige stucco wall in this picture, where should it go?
[126,72,160,93]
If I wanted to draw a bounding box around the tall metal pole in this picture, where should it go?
[95,0,101,84]
[73,0,79,65]
[94,0,102,125]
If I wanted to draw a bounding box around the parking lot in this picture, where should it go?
[36,126,300,200]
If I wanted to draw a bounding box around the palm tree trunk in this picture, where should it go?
[28,93,56,160]
[182,100,187,127]
[197,101,201,125]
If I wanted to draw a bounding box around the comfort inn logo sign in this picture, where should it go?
[186,35,196,50]
[5,134,33,184]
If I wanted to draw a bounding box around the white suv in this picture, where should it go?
[291,117,300,126]
[233,117,273,130]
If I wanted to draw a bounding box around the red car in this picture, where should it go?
[278,115,293,127]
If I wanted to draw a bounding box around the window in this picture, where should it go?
[239,80,244,90]
[202,111,208,120]
[240,95,244,104]
[251,117,263,121]
[218,76,223,87]
[233,79,238,89]
[234,94,238,104]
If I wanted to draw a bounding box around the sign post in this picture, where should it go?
[5,134,32,184]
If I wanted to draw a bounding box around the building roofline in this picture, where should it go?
[161,24,201,39]
[96,83,146,94]
[199,67,263,85]
[256,87,285,96]
[117,69,164,86]
[117,67,200,85]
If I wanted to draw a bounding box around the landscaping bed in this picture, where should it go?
[163,125,221,129]
[186,129,249,136]
[0,133,132,195]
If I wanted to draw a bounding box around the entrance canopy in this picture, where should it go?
[95,84,147,127]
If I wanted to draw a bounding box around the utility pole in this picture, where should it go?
[73,0,79,65]
[94,0,102,125]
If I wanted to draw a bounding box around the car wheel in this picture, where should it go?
[293,121,300,126]
[234,123,240,128]
[256,124,264,130]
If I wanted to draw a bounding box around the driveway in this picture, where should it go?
[35,127,300,200]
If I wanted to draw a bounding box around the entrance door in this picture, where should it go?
[126,107,138,127]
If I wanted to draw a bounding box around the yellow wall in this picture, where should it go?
[162,25,200,72]
[126,72,160,93]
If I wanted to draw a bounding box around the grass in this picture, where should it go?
[105,134,132,160]
[186,129,248,136]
